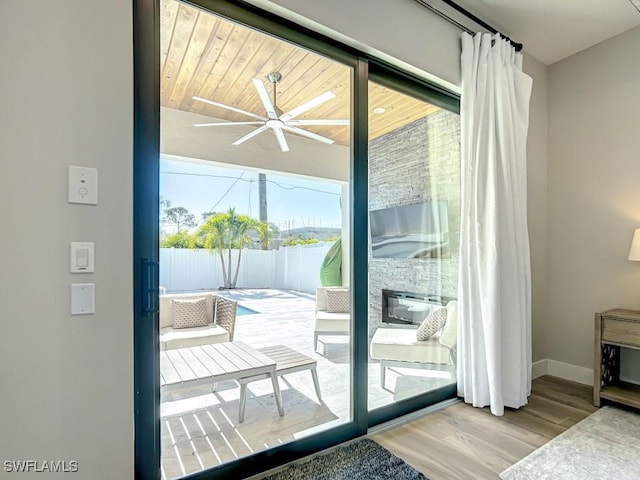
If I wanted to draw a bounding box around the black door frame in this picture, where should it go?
[133,1,459,478]
[133,0,161,478]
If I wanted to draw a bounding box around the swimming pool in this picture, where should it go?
[237,304,258,316]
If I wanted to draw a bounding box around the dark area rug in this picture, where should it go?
[262,438,427,480]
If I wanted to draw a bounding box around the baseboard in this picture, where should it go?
[532,359,547,380]
[547,359,594,386]
[531,358,593,386]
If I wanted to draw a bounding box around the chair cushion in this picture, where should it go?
[172,298,208,329]
[325,288,350,313]
[370,327,451,364]
[315,311,350,321]
[159,324,230,350]
[314,312,350,333]
[159,293,215,329]
[440,300,458,348]
[416,307,447,341]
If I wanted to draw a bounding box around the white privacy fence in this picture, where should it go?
[160,243,333,294]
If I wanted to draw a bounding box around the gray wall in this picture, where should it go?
[368,110,461,336]
[524,53,549,362]
[0,0,133,477]
[547,25,640,370]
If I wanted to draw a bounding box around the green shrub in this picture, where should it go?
[282,235,319,247]
[160,231,196,248]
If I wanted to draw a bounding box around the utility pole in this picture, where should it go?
[259,173,268,249]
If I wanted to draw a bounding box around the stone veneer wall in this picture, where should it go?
[368,109,461,338]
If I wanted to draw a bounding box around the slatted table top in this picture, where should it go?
[160,341,276,388]
[256,345,317,374]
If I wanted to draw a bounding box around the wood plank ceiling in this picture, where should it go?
[160,0,440,148]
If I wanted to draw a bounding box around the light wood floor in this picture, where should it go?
[372,375,597,480]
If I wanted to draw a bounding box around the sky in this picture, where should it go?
[160,157,344,232]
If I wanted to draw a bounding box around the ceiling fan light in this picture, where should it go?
[266,119,285,128]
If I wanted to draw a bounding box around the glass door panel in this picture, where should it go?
[158,2,353,476]
[366,79,460,411]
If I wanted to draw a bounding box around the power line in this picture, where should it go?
[206,171,244,213]
[160,170,341,196]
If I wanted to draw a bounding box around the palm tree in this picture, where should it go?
[196,208,268,288]
[195,214,230,287]
[230,216,267,288]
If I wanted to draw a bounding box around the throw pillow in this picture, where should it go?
[172,298,208,329]
[326,288,350,313]
[416,307,447,341]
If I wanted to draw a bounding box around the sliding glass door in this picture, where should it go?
[366,73,460,420]
[134,1,460,478]
[157,2,356,477]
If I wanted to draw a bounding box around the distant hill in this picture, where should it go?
[246,226,341,249]
[278,227,341,241]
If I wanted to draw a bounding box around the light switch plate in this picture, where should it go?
[70,242,94,273]
[71,283,95,315]
[68,166,98,205]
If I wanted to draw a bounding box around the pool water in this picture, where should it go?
[237,304,258,316]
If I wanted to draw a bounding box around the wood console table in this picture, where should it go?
[594,308,640,408]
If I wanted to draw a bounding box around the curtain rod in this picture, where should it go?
[413,0,523,52]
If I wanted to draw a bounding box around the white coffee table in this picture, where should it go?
[160,341,284,423]
[256,345,322,401]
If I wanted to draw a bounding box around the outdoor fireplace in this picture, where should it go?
[381,289,445,325]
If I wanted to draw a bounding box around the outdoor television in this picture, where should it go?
[369,200,449,259]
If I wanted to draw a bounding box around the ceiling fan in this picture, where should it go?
[192,72,349,152]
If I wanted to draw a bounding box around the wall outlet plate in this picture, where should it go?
[71,283,95,315]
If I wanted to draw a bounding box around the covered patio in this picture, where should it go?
[160,288,455,479]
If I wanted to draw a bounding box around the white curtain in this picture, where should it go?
[457,32,533,416]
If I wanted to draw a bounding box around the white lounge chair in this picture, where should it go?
[314,287,350,352]
[158,292,237,350]
[369,300,457,388]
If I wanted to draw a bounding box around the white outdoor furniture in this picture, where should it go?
[314,287,350,352]
[160,341,284,423]
[369,300,458,389]
[159,292,237,350]
[257,345,322,401]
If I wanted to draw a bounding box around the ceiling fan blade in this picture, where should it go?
[280,91,336,121]
[192,96,267,121]
[232,125,270,146]
[272,127,290,153]
[285,119,349,126]
[193,121,264,127]
[281,125,334,145]
[252,79,278,120]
